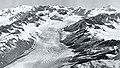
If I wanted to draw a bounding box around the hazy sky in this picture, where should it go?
[0,0,120,9]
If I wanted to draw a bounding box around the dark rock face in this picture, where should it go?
[57,9,68,15]
[72,7,86,16]
[60,14,120,67]
[64,20,87,32]
[89,13,120,24]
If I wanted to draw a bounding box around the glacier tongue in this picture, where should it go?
[1,5,79,68]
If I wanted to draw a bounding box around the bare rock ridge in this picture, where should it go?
[60,6,120,67]
[61,18,120,68]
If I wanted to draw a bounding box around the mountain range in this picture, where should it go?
[0,5,120,68]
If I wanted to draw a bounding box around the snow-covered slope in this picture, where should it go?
[0,5,120,68]
[86,5,120,17]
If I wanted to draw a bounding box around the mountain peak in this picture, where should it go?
[87,5,120,17]
[102,5,118,11]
